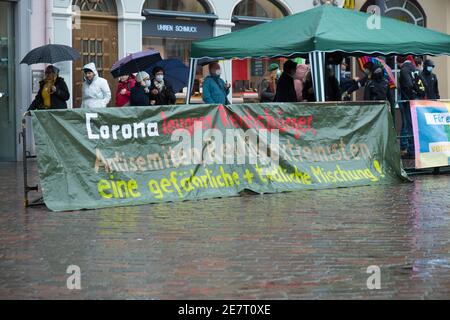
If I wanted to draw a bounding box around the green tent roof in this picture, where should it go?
[191,5,450,59]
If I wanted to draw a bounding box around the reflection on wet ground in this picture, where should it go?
[0,162,449,299]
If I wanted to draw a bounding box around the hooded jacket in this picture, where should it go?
[81,63,111,108]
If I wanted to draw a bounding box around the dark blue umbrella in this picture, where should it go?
[145,59,189,93]
[111,50,162,78]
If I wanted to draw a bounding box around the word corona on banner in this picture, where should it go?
[86,113,159,140]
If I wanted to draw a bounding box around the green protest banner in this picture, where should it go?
[32,102,409,212]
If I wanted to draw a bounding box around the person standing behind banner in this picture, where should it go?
[202,62,231,105]
[258,63,279,103]
[149,67,176,106]
[398,56,419,158]
[294,64,309,102]
[130,71,151,106]
[81,62,111,108]
[115,74,136,107]
[364,67,395,109]
[274,60,298,103]
[421,59,440,100]
[28,65,70,110]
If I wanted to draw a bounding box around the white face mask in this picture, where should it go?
[215,69,222,76]
[155,75,164,82]
[144,80,151,87]
[276,69,282,78]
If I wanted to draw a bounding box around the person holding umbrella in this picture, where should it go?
[149,67,176,106]
[115,74,136,107]
[81,62,111,109]
[28,65,70,110]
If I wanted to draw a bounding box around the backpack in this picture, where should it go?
[412,71,426,99]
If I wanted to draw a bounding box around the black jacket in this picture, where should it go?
[302,79,315,102]
[326,76,341,101]
[274,73,297,103]
[399,61,417,100]
[420,70,440,100]
[130,83,150,106]
[364,78,395,108]
[29,77,70,110]
[149,80,176,106]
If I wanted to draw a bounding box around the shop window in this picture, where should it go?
[143,0,211,13]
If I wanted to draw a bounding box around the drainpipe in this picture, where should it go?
[46,0,53,44]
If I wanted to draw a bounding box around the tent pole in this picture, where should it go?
[186,58,197,105]
[309,51,326,102]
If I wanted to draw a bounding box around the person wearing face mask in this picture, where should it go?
[149,67,176,106]
[130,71,151,106]
[202,62,231,105]
[274,60,298,103]
[258,63,279,102]
[81,62,111,108]
[420,59,440,100]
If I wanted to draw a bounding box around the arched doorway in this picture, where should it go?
[231,0,289,100]
[72,0,119,107]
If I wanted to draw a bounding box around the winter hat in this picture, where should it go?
[136,71,150,83]
[373,67,384,80]
[424,59,435,68]
[268,63,279,71]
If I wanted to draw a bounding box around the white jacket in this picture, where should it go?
[81,63,111,108]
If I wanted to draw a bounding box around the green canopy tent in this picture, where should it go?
[188,4,450,103]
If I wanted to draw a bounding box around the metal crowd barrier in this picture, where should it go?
[20,111,44,207]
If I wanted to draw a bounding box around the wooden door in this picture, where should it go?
[72,17,118,108]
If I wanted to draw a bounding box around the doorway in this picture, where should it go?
[72,4,118,108]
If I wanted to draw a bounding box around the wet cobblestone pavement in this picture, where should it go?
[0,162,449,299]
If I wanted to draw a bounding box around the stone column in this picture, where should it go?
[52,0,74,108]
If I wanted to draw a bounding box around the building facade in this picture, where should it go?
[2,0,450,161]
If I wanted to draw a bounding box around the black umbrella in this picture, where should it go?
[20,44,80,65]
